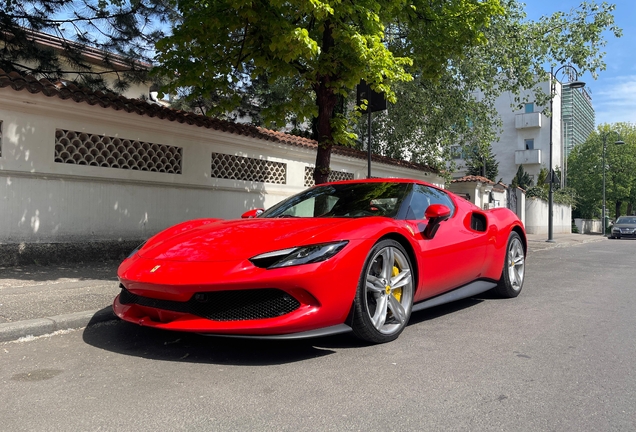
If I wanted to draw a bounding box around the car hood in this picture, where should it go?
[138,218,369,262]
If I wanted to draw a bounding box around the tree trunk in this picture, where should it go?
[615,201,622,219]
[312,20,337,186]
[627,202,633,216]
[313,83,337,185]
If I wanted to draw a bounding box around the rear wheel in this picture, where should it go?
[352,240,414,344]
[495,232,525,298]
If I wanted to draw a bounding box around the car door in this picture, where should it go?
[406,185,488,301]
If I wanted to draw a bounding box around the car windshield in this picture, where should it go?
[615,217,636,224]
[260,182,412,218]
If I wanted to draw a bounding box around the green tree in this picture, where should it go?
[603,125,636,218]
[0,0,175,93]
[154,0,503,184]
[567,124,636,219]
[511,165,533,190]
[360,74,499,170]
[464,144,499,182]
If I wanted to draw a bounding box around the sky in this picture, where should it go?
[523,0,635,126]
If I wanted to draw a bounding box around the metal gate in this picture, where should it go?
[507,187,518,214]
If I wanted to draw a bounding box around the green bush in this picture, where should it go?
[525,186,577,207]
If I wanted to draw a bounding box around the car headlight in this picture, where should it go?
[250,241,349,269]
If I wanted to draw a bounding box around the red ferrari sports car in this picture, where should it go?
[113,178,526,343]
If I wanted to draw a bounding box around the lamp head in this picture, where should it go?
[566,80,586,89]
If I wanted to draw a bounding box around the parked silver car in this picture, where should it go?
[609,216,636,239]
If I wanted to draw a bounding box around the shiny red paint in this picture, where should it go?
[114,178,526,338]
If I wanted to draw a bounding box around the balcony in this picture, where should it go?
[515,112,542,129]
[515,149,542,165]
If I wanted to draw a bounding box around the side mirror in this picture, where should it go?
[423,204,451,239]
[241,208,264,219]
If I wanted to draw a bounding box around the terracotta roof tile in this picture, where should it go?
[0,68,438,175]
[451,175,494,184]
[492,181,508,192]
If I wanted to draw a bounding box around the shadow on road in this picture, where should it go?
[82,311,342,365]
[83,297,486,365]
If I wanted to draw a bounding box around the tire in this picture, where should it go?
[495,232,525,298]
[351,239,414,343]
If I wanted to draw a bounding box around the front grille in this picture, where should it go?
[119,287,300,321]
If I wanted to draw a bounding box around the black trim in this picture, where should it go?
[412,280,497,313]
[199,324,353,340]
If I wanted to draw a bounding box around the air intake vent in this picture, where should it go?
[119,288,300,321]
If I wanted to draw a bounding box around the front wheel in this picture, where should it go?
[351,240,414,344]
[494,231,525,298]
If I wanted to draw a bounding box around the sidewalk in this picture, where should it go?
[0,233,605,342]
[525,231,605,251]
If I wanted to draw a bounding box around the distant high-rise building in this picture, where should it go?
[562,85,595,157]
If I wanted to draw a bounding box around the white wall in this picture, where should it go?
[525,198,571,235]
[574,218,602,235]
[447,181,494,209]
[0,86,444,244]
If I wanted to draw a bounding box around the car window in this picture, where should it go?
[261,182,411,218]
[406,184,456,220]
[278,195,339,217]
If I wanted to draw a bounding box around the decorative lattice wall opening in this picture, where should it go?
[304,166,354,187]
[54,129,183,174]
[211,153,287,184]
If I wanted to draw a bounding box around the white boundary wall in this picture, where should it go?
[0,87,443,245]
[524,198,572,235]
[574,218,602,234]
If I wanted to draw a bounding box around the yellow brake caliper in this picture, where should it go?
[392,266,402,302]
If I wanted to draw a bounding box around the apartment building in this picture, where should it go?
[453,77,594,187]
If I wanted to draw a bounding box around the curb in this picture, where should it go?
[0,308,117,343]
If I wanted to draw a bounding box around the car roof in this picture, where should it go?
[322,177,435,188]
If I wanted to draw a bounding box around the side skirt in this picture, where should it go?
[412,280,497,313]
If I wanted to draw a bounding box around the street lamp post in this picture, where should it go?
[547,65,585,242]
[601,131,625,235]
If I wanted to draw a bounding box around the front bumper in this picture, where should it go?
[113,246,365,336]
[611,229,636,238]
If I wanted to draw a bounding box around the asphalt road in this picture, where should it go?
[1,240,635,431]
[0,261,119,324]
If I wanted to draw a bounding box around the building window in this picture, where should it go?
[450,145,464,160]
[525,139,534,150]
[524,103,534,113]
